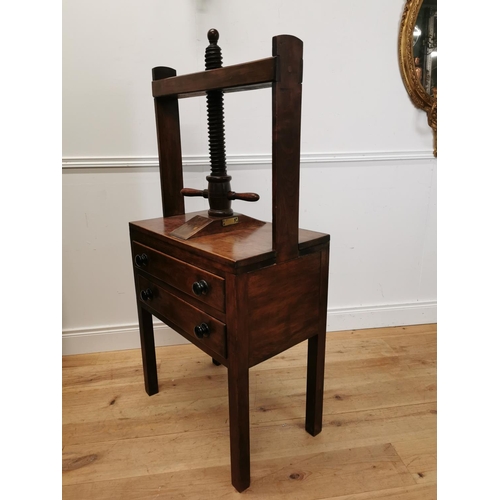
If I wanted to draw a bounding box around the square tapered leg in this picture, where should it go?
[137,305,158,396]
[227,363,250,492]
[305,331,326,436]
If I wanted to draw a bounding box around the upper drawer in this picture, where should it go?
[132,241,225,312]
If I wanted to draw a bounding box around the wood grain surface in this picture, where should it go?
[62,324,436,499]
[152,57,276,98]
[130,211,329,273]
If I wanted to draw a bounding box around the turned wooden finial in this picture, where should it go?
[207,28,219,44]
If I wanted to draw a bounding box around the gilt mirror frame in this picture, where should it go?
[399,0,437,157]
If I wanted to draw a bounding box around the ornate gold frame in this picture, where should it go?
[399,0,437,156]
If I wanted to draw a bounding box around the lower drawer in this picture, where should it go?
[137,275,227,358]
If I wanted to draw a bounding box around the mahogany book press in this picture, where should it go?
[129,29,330,492]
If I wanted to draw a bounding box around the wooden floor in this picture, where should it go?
[62,324,436,500]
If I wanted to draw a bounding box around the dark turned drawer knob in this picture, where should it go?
[135,253,149,267]
[192,280,209,296]
[140,288,153,301]
[194,323,210,339]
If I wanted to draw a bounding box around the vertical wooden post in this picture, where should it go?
[271,35,303,263]
[305,246,329,435]
[130,234,159,396]
[137,305,158,396]
[226,273,250,492]
[152,67,185,217]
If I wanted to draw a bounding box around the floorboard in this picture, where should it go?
[62,324,437,499]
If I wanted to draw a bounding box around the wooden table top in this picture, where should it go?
[130,211,329,270]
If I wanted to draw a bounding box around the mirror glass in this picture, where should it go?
[412,0,437,97]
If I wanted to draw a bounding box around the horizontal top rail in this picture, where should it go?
[152,57,276,98]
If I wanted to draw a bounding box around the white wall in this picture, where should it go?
[62,0,436,354]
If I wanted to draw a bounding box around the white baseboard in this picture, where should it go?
[326,301,436,332]
[62,322,189,356]
[62,301,436,355]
